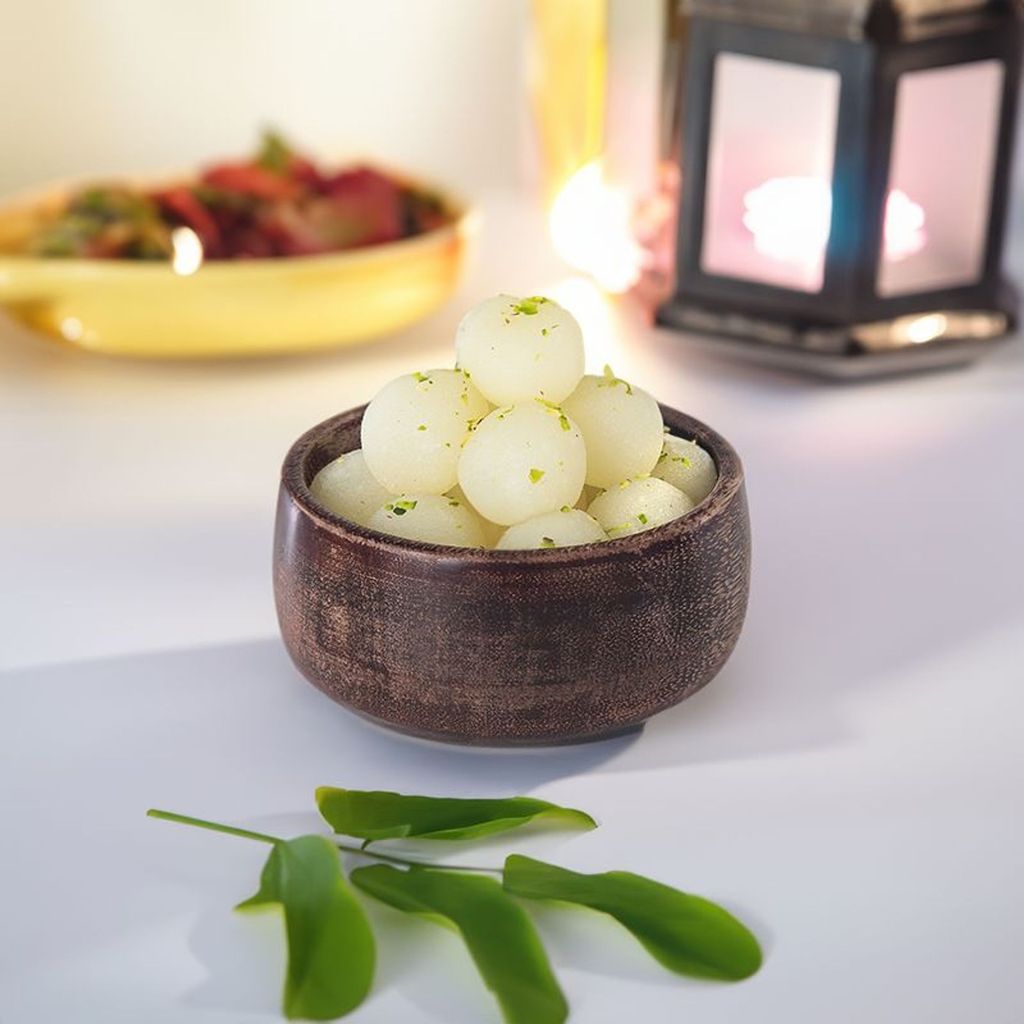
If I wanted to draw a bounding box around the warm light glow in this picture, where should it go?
[884,189,927,261]
[742,177,927,270]
[549,160,643,294]
[742,176,832,265]
[171,226,204,276]
[60,317,84,342]
[905,313,948,344]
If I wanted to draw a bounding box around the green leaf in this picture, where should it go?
[351,866,567,1024]
[502,855,762,981]
[237,836,375,1020]
[256,129,293,173]
[316,788,596,842]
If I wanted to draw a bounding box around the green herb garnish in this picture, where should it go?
[148,788,762,1023]
[417,424,427,431]
[637,513,649,525]
[255,129,294,173]
[385,499,418,516]
[540,537,557,548]
[529,468,545,484]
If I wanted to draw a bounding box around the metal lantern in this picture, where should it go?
[658,0,1022,377]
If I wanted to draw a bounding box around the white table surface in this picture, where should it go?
[2,190,1022,1024]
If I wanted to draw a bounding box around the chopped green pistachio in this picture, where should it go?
[509,295,549,316]
[598,364,633,395]
[540,536,557,548]
[535,398,571,431]
[384,499,418,516]
[560,505,571,513]
[541,327,548,336]
[412,371,430,383]
[637,512,649,525]
[529,468,545,484]
[416,424,427,431]
[448,499,460,507]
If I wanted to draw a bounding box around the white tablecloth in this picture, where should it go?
[2,191,1022,1023]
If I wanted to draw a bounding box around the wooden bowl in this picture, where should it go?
[274,405,750,746]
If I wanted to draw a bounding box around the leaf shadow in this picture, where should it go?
[182,902,286,1017]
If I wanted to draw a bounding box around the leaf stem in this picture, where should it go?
[147,808,280,845]
[340,844,500,874]
[147,808,501,874]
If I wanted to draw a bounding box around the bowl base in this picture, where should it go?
[346,702,646,749]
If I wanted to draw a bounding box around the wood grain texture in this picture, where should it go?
[274,405,750,746]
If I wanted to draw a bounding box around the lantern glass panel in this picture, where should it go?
[877,58,1005,297]
[701,53,841,293]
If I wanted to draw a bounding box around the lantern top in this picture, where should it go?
[684,0,1022,39]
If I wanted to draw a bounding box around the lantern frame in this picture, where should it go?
[658,1,1023,377]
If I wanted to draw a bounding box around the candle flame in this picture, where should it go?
[742,176,927,270]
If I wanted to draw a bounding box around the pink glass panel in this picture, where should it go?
[701,53,841,293]
[877,60,1004,297]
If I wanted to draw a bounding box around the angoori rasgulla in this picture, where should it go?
[455,294,584,406]
[457,401,586,526]
[562,367,664,489]
[361,369,490,494]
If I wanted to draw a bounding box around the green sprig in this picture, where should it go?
[148,787,762,1023]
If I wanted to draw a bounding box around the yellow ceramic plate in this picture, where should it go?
[0,174,473,358]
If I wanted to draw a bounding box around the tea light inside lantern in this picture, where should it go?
[741,177,927,270]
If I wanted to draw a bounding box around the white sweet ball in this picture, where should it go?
[309,448,391,527]
[588,476,694,539]
[457,401,586,526]
[652,434,718,504]
[562,367,664,488]
[361,369,490,494]
[367,494,487,548]
[446,484,504,547]
[496,508,607,550]
[454,294,585,405]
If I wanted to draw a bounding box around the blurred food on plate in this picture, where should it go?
[23,131,451,262]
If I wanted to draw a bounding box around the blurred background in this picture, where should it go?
[0,0,1021,673]
[0,0,530,197]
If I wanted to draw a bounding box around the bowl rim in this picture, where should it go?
[0,166,473,277]
[280,402,745,566]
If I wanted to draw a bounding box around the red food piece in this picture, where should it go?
[152,187,224,257]
[200,162,301,202]
[321,167,403,246]
[286,155,328,193]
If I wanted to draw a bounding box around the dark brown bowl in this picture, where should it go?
[273,404,750,746]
